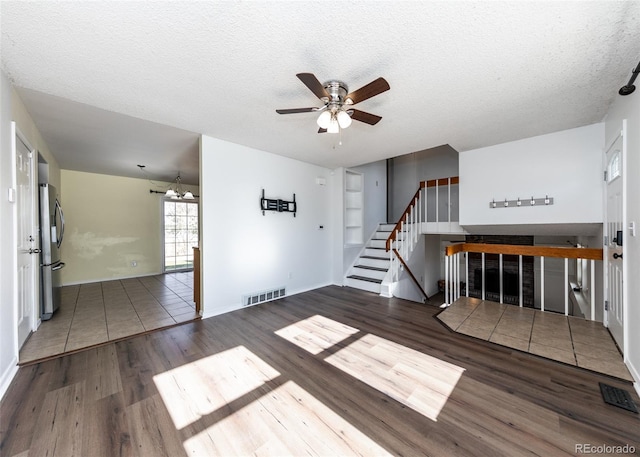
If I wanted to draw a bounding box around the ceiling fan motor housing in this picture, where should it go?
[323,81,349,110]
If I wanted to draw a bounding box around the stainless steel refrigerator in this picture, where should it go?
[39,183,65,320]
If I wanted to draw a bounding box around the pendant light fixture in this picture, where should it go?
[165,174,195,200]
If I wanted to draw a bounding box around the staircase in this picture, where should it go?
[344,223,395,294]
[344,176,464,298]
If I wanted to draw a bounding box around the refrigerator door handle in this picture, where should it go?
[52,261,65,271]
[55,199,65,248]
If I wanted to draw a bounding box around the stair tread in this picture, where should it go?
[360,255,389,260]
[354,265,388,272]
[347,275,383,284]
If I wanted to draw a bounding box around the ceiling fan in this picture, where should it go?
[276,73,390,133]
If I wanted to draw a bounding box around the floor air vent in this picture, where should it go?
[599,383,638,413]
[243,287,286,307]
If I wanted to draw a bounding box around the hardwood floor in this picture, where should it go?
[2,286,638,456]
[19,272,199,364]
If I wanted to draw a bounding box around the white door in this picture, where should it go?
[13,123,38,349]
[604,126,625,352]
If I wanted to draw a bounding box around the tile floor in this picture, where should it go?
[19,272,199,364]
[437,296,632,381]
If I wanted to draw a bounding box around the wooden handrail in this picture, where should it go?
[422,176,459,188]
[445,243,603,260]
[393,249,429,301]
[385,175,460,251]
[386,189,420,251]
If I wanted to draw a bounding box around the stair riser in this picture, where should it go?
[344,277,382,294]
[379,224,396,231]
[364,248,387,257]
[358,258,390,269]
[369,239,386,249]
[372,231,392,240]
[351,268,387,280]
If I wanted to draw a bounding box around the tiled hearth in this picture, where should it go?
[437,297,631,381]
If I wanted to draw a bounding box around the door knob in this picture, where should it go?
[29,248,42,254]
[613,252,623,260]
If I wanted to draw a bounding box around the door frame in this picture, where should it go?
[603,120,628,359]
[11,122,39,352]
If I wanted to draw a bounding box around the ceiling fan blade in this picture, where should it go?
[276,108,318,114]
[318,128,327,133]
[345,77,390,105]
[297,73,330,100]
[350,109,382,125]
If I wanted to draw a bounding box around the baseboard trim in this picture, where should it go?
[625,358,640,397]
[201,282,333,320]
[0,357,19,402]
[61,270,185,287]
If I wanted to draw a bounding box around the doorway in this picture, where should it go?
[604,121,626,353]
[163,199,199,272]
[13,123,38,349]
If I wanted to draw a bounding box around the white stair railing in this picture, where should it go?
[443,243,602,320]
[385,176,460,285]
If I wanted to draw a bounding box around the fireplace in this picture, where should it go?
[466,235,535,307]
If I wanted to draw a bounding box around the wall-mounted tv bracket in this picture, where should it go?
[261,189,296,217]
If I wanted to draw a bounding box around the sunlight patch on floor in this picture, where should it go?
[182,380,392,456]
[325,334,465,422]
[153,345,280,429]
[274,314,360,355]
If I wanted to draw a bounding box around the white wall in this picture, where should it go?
[343,160,387,274]
[604,88,640,392]
[200,136,333,318]
[459,124,604,230]
[0,72,18,399]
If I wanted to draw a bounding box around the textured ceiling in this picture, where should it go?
[2,1,639,183]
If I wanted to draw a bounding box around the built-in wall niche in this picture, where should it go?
[344,170,363,245]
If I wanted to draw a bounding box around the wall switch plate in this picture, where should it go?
[7,188,15,203]
[629,221,637,237]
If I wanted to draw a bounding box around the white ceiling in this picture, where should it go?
[2,1,639,186]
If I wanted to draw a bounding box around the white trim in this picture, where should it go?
[61,270,174,287]
[621,119,629,362]
[10,122,18,359]
[0,356,19,402]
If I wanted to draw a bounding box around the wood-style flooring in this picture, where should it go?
[2,285,639,456]
[19,272,199,364]
[438,296,632,381]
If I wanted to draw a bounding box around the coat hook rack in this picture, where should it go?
[261,189,297,217]
[490,195,553,208]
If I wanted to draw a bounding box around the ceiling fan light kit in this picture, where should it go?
[277,72,389,134]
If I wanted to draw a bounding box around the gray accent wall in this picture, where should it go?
[387,144,459,222]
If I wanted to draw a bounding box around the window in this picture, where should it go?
[163,200,199,272]
[608,150,621,182]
